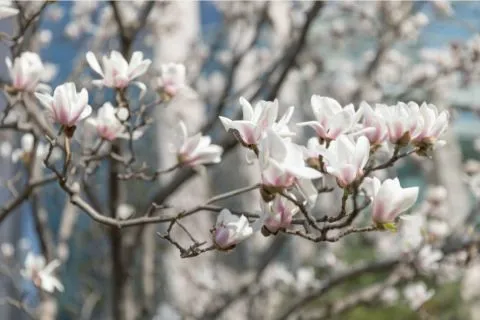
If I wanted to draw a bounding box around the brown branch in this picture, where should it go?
[0,174,57,224]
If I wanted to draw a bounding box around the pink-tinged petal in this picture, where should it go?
[219,118,256,145]
[86,51,104,76]
[128,51,143,67]
[296,178,318,207]
[265,129,287,160]
[360,101,374,121]
[394,187,419,215]
[297,121,328,139]
[57,106,70,125]
[372,180,397,222]
[128,60,151,80]
[328,111,352,139]
[389,121,405,142]
[214,227,232,248]
[287,165,322,180]
[429,112,448,138]
[181,133,202,155]
[277,106,295,126]
[311,95,342,118]
[187,147,223,166]
[336,135,355,162]
[239,97,254,121]
[110,51,128,70]
[188,136,212,157]
[77,105,92,121]
[354,136,370,171]
[338,164,357,186]
[372,200,388,223]
[256,101,278,134]
[219,116,233,131]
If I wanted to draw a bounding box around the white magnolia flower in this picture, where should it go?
[259,129,322,189]
[5,52,45,92]
[85,102,143,141]
[157,63,187,99]
[86,102,123,140]
[174,121,223,167]
[364,177,419,224]
[410,102,449,147]
[86,51,151,88]
[359,101,389,146]
[0,5,18,20]
[297,96,361,142]
[403,282,434,310]
[263,196,299,233]
[213,209,253,249]
[35,82,92,128]
[318,135,370,188]
[219,97,295,147]
[376,102,417,144]
[21,253,64,293]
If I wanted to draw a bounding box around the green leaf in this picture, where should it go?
[382,222,397,232]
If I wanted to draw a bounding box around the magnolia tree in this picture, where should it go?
[0,1,479,320]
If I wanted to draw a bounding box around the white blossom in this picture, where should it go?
[35,82,92,128]
[219,97,295,147]
[259,129,322,189]
[5,52,45,92]
[375,102,416,144]
[262,196,299,233]
[410,102,449,148]
[297,96,361,142]
[359,101,389,146]
[86,51,151,89]
[213,209,253,249]
[157,63,187,99]
[173,121,223,167]
[365,177,419,225]
[318,135,370,188]
[86,102,143,141]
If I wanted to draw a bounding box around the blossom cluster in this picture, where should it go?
[2,47,449,291]
[213,95,449,249]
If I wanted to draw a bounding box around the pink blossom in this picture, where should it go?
[35,82,92,128]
